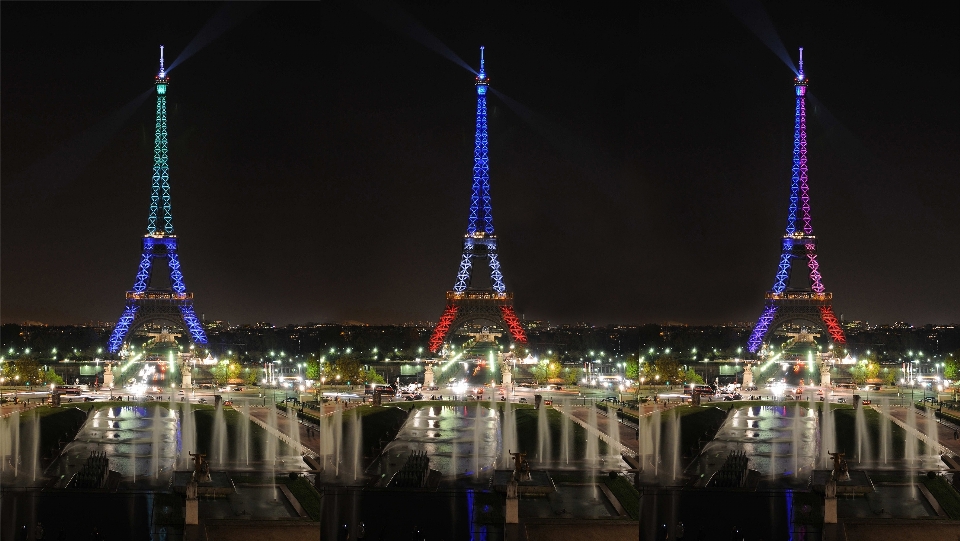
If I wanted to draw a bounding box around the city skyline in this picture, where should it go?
[2,2,957,328]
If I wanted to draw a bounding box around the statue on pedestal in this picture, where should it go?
[423,363,435,389]
[742,363,754,389]
[102,362,114,389]
[820,360,831,388]
[189,452,211,483]
[828,450,850,482]
[509,450,531,482]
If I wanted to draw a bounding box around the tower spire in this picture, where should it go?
[149,45,172,235]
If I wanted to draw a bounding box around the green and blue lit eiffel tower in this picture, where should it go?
[107,47,208,353]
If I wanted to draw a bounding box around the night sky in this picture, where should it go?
[2,2,957,327]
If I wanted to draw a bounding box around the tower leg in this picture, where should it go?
[747,305,777,353]
[819,306,846,345]
[499,306,527,344]
[108,304,140,353]
[429,306,459,353]
[179,304,208,345]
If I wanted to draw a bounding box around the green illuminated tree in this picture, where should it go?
[529,360,561,385]
[43,368,64,386]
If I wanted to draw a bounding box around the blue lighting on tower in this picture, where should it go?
[107,47,208,353]
[468,46,493,236]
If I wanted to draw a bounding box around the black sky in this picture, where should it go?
[2,1,958,327]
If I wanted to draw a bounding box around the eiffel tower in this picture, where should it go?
[747,48,846,354]
[428,47,527,353]
[107,47,208,354]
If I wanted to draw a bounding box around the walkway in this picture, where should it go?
[881,404,960,459]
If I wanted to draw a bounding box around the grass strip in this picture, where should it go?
[922,475,960,520]
[603,475,640,520]
[286,476,324,521]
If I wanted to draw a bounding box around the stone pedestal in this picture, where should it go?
[185,481,199,525]
[505,479,519,524]
[824,497,837,523]
[182,371,192,390]
[423,364,435,389]
[501,359,513,388]
[101,362,115,389]
[742,363,754,389]
[820,361,831,388]
[824,478,838,523]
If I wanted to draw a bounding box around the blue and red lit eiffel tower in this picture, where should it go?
[107,47,208,354]
[428,48,527,353]
[746,48,846,354]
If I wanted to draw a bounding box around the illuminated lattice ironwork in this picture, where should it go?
[108,48,208,353]
[499,306,528,344]
[748,48,846,353]
[430,48,524,353]
[428,305,459,353]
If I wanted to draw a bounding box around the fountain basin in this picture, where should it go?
[171,471,236,497]
[810,469,875,495]
[492,470,555,495]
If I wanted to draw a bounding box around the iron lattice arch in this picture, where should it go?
[747,48,846,354]
[429,292,527,353]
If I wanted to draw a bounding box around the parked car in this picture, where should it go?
[518,397,528,404]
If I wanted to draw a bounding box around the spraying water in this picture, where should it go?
[585,403,600,465]
[880,399,891,465]
[854,404,871,464]
[351,410,363,482]
[537,404,552,466]
[212,402,227,466]
[561,398,572,465]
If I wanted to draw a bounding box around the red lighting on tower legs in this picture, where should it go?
[499,306,527,344]
[429,306,459,353]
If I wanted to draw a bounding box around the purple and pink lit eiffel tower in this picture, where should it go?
[747,48,846,354]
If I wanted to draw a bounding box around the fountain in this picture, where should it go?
[854,403,871,464]
[180,401,196,469]
[904,403,918,467]
[585,403,600,466]
[333,404,344,477]
[211,402,227,466]
[819,404,835,469]
[649,410,661,477]
[668,409,681,482]
[350,409,363,481]
[500,402,517,469]
[536,402,551,466]
[880,399,891,465]
[924,406,939,460]
[560,398,572,465]
[606,406,621,466]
